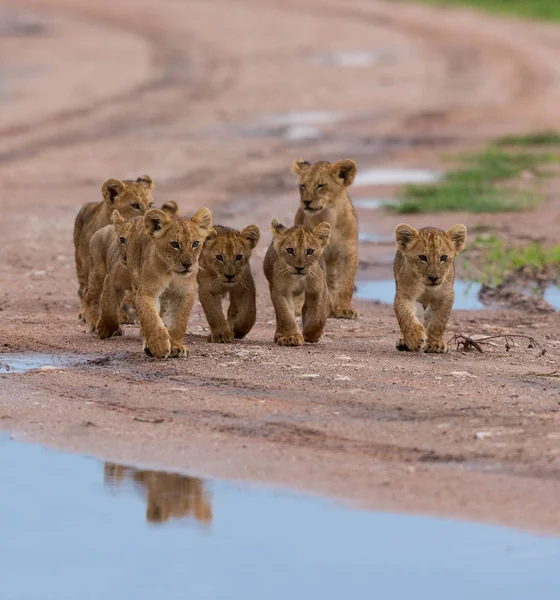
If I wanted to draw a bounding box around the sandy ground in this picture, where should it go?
[1,0,560,534]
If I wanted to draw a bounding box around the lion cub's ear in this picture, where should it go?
[192,207,213,232]
[136,174,155,189]
[313,222,331,248]
[102,179,126,204]
[292,158,312,175]
[395,223,419,252]
[241,224,260,249]
[270,219,287,239]
[111,209,126,226]
[144,208,171,238]
[161,201,179,216]
[446,224,467,253]
[331,159,357,187]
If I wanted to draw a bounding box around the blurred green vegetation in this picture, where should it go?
[390,145,557,213]
[412,0,560,21]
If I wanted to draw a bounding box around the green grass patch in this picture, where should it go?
[409,0,560,22]
[464,235,560,286]
[392,146,557,214]
[496,131,560,147]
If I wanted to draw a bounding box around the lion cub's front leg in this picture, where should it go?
[199,288,233,344]
[227,274,256,340]
[271,287,303,346]
[326,255,359,320]
[165,291,194,357]
[96,262,130,339]
[137,290,171,359]
[302,275,328,343]
[394,294,427,352]
[423,295,453,353]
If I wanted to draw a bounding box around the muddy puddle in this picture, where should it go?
[316,50,383,68]
[356,280,560,311]
[354,197,395,210]
[356,279,485,310]
[0,352,77,374]
[2,436,559,599]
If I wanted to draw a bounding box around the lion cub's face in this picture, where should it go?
[144,207,213,276]
[271,220,331,276]
[203,225,260,285]
[102,175,155,220]
[395,224,467,287]
[292,158,357,216]
[111,210,138,262]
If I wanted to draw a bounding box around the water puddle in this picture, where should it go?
[358,232,393,244]
[0,352,74,374]
[1,437,560,599]
[353,197,395,210]
[316,50,382,68]
[354,168,441,187]
[543,285,560,309]
[356,279,485,310]
[235,111,344,141]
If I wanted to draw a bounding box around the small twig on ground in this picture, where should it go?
[448,334,546,356]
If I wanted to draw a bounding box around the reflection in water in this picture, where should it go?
[104,463,213,526]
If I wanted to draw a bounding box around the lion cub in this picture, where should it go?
[73,175,155,315]
[198,224,261,343]
[264,220,331,346]
[393,224,467,354]
[292,158,359,319]
[125,207,214,358]
[83,210,133,334]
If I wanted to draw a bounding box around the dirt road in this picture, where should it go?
[1,0,559,533]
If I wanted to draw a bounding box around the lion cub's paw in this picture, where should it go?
[425,339,448,354]
[169,343,189,358]
[331,306,359,320]
[275,332,304,347]
[396,338,410,352]
[400,327,427,352]
[208,330,234,344]
[143,337,171,359]
[97,320,122,340]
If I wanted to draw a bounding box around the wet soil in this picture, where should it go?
[1,0,560,534]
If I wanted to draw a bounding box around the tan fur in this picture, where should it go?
[292,158,359,319]
[198,224,260,343]
[124,207,214,358]
[82,210,134,335]
[263,220,331,346]
[393,224,467,353]
[104,463,212,524]
[73,175,155,316]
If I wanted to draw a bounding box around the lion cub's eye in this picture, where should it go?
[216,254,224,262]
[192,240,200,248]
[418,255,428,262]
[149,203,155,208]
[119,236,126,244]
[235,254,243,261]
[170,241,180,249]
[440,255,448,262]
[131,203,140,210]
[306,248,314,255]
[286,248,294,255]
[316,183,325,190]
[299,184,305,191]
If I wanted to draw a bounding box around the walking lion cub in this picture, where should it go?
[264,220,331,346]
[198,224,261,343]
[393,224,467,353]
[125,207,214,358]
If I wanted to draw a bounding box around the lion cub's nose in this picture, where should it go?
[428,275,439,284]
[295,266,304,274]
[225,273,235,281]
[182,261,192,271]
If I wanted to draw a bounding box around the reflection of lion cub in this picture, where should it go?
[292,158,359,319]
[264,219,331,346]
[125,207,214,358]
[198,224,260,343]
[73,175,155,315]
[103,463,213,525]
[394,224,467,353]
